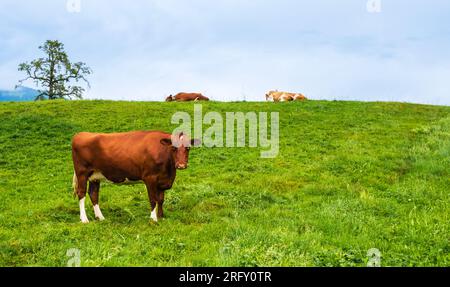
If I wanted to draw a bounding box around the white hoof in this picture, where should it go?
[151,205,158,222]
[79,197,89,223]
[93,205,105,221]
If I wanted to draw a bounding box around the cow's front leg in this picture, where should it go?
[144,177,159,222]
[88,180,105,221]
[157,191,165,219]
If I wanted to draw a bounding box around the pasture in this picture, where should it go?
[0,100,449,266]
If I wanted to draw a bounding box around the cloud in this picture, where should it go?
[1,0,449,105]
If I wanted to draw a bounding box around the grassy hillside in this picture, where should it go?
[0,100,449,266]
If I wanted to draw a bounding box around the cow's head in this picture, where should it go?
[165,95,173,102]
[265,90,276,101]
[160,132,200,169]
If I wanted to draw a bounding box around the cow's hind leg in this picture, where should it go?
[88,180,105,221]
[75,173,89,223]
[72,172,78,198]
[144,177,158,222]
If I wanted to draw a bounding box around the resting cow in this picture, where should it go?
[71,131,199,223]
[265,90,307,102]
[165,92,210,102]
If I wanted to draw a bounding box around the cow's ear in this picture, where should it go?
[191,138,201,147]
[160,138,172,146]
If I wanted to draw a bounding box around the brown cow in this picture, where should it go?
[165,92,210,102]
[72,131,199,223]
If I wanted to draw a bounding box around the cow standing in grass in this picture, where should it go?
[72,131,199,223]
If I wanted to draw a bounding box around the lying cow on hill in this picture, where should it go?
[265,90,307,102]
[72,131,199,223]
[165,92,210,102]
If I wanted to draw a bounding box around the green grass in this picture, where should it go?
[0,100,449,266]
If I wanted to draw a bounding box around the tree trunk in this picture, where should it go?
[48,51,55,99]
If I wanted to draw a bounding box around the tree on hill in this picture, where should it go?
[17,40,92,100]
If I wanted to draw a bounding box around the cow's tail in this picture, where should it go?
[72,172,78,198]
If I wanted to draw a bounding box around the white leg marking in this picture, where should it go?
[151,204,158,222]
[79,197,89,223]
[93,204,105,221]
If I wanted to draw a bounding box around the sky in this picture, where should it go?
[0,0,449,105]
